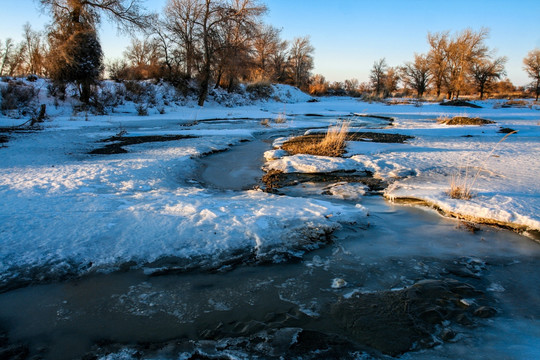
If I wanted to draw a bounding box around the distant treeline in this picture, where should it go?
[1,1,539,106]
[310,29,540,101]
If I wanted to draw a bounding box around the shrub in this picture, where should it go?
[90,83,123,115]
[246,81,274,100]
[0,80,37,115]
[135,103,148,116]
[124,81,156,105]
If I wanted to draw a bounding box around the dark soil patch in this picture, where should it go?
[0,135,7,144]
[498,127,517,134]
[439,116,495,125]
[355,114,394,122]
[90,134,197,155]
[440,100,482,108]
[262,169,386,193]
[331,278,495,356]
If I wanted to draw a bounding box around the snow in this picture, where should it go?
[260,98,540,233]
[1,78,540,287]
[264,153,360,173]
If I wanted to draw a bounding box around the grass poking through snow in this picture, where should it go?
[283,121,350,157]
[448,130,517,200]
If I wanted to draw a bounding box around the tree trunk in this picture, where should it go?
[80,81,91,104]
[214,67,223,89]
[198,62,210,106]
[197,2,211,107]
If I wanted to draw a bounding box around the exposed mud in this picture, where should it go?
[89,134,197,154]
[355,114,395,122]
[440,100,482,108]
[498,127,517,133]
[262,169,386,193]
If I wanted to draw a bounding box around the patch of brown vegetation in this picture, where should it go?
[440,100,482,108]
[282,122,349,157]
[501,100,530,108]
[282,128,413,158]
[438,116,495,125]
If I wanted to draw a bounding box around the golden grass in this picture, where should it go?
[448,173,473,200]
[282,121,350,157]
[447,131,517,200]
[274,112,287,123]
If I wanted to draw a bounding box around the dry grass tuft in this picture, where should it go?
[447,130,517,200]
[437,114,451,123]
[448,173,473,200]
[274,112,287,123]
[260,118,270,127]
[283,121,350,157]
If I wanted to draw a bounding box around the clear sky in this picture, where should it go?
[1,0,539,86]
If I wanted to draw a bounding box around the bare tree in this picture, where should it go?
[383,67,400,97]
[445,28,489,99]
[164,0,203,79]
[195,0,266,106]
[252,25,287,81]
[38,0,151,30]
[523,49,540,101]
[470,56,507,99]
[427,31,449,98]
[214,2,261,91]
[287,36,314,89]
[22,23,46,76]
[269,37,288,83]
[123,36,162,79]
[401,53,430,98]
[149,15,182,79]
[0,39,15,76]
[344,78,359,94]
[370,58,387,96]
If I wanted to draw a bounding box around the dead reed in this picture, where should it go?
[282,121,350,157]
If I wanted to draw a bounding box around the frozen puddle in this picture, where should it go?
[197,138,271,190]
[1,130,540,359]
[1,196,539,359]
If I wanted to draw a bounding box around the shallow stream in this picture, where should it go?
[1,120,539,359]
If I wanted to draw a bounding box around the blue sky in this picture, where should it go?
[1,0,539,85]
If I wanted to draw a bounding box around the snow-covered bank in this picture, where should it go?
[0,123,365,289]
[262,99,540,235]
[2,80,540,288]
